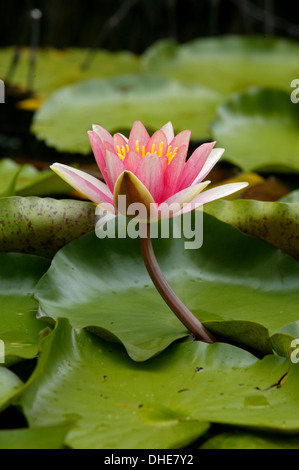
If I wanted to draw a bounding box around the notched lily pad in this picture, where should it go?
[34,213,299,360]
[18,319,299,449]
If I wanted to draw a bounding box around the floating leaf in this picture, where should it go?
[0,196,95,258]
[200,431,299,449]
[0,47,140,106]
[18,319,299,449]
[280,189,299,203]
[0,368,23,412]
[31,75,223,153]
[210,88,299,173]
[270,321,299,358]
[0,253,50,365]
[0,159,22,197]
[142,36,299,95]
[204,198,299,261]
[0,424,71,449]
[34,213,299,359]
[0,158,72,197]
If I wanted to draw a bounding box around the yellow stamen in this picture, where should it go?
[116,138,178,165]
[168,146,178,164]
[158,142,163,157]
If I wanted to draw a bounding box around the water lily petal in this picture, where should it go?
[162,145,187,201]
[179,142,216,190]
[113,171,155,220]
[128,120,150,149]
[158,181,210,218]
[105,150,126,192]
[124,150,142,173]
[135,154,164,202]
[50,163,113,205]
[160,121,174,144]
[160,155,169,173]
[175,182,249,217]
[113,133,128,155]
[145,130,168,156]
[191,148,225,186]
[87,131,109,183]
[92,124,113,146]
[169,130,191,155]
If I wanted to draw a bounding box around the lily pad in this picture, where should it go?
[34,213,299,360]
[210,87,299,173]
[142,36,299,95]
[0,159,22,197]
[18,319,299,449]
[270,321,299,359]
[0,368,23,412]
[200,431,299,449]
[0,47,140,105]
[0,158,72,197]
[204,198,299,261]
[0,196,95,258]
[280,189,299,203]
[31,75,223,153]
[0,424,71,449]
[0,253,50,365]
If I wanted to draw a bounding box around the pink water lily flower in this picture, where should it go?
[51,121,248,220]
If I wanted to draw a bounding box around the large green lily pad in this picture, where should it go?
[204,198,299,261]
[210,87,299,173]
[31,75,223,153]
[142,36,299,94]
[34,213,299,360]
[0,253,50,364]
[18,319,299,449]
[0,196,95,258]
[0,424,71,449]
[0,47,140,103]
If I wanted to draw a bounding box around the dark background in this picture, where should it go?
[0,0,298,53]
[1,0,298,166]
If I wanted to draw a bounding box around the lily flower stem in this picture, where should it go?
[139,223,217,344]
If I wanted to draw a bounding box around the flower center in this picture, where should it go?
[116,140,178,164]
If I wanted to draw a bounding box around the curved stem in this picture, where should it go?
[139,224,216,344]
